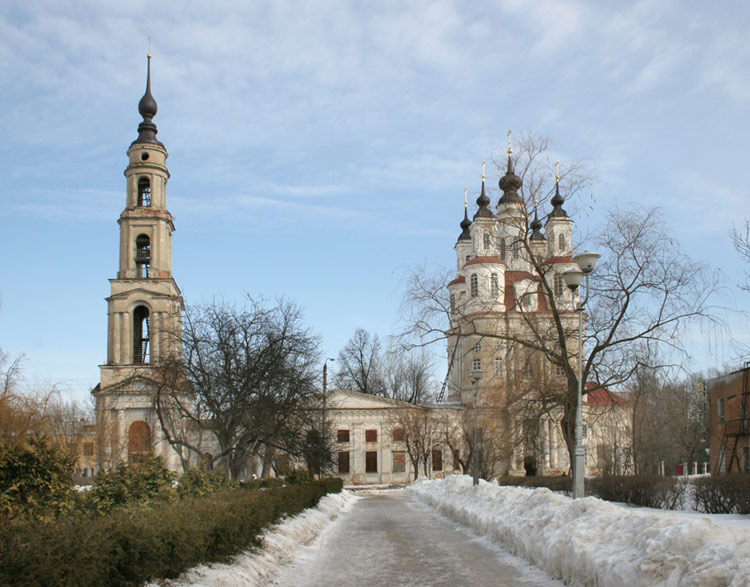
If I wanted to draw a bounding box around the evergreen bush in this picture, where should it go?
[90,456,175,513]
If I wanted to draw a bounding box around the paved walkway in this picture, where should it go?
[272,491,562,587]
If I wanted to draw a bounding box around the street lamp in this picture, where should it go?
[562,251,600,499]
[470,371,482,486]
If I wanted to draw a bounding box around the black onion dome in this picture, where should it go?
[549,181,568,218]
[498,154,523,204]
[473,178,494,219]
[458,206,472,241]
[131,54,164,147]
[530,207,545,241]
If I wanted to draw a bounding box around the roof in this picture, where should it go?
[586,385,631,407]
[448,275,466,287]
[544,256,574,264]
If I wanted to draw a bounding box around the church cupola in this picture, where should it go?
[473,161,493,219]
[458,187,472,242]
[545,161,573,257]
[529,203,545,242]
[131,53,164,148]
[498,131,523,206]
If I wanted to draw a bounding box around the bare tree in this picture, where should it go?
[382,348,436,404]
[334,328,386,396]
[731,219,750,293]
[152,297,321,480]
[399,134,721,470]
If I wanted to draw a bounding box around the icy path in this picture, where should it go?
[272,490,563,587]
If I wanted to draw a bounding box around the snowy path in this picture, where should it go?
[271,490,563,587]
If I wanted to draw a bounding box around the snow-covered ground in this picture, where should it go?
[407,475,750,586]
[148,490,360,587]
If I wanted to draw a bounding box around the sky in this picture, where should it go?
[1,0,749,402]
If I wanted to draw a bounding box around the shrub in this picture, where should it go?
[497,476,572,495]
[0,435,75,519]
[90,455,175,513]
[587,475,686,509]
[241,477,285,490]
[693,474,750,514]
[284,467,314,485]
[177,467,237,498]
[0,479,342,586]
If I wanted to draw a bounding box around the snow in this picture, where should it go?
[407,475,750,587]
[148,490,360,587]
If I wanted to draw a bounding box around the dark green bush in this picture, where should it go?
[241,476,285,490]
[0,436,75,519]
[497,475,572,495]
[177,467,237,498]
[693,474,750,514]
[0,480,343,586]
[587,475,685,509]
[284,467,314,485]
[90,456,175,513]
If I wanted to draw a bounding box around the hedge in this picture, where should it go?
[693,474,750,514]
[0,479,342,586]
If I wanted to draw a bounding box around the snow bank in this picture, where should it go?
[407,476,750,587]
[149,490,359,587]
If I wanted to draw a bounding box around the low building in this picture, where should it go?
[707,364,750,474]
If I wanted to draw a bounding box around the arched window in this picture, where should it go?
[450,293,455,312]
[500,238,506,260]
[554,274,563,297]
[135,234,151,278]
[490,273,499,297]
[512,240,520,259]
[133,306,150,364]
[483,233,491,250]
[470,274,478,297]
[465,255,471,263]
[137,177,151,207]
[558,233,566,251]
[128,421,151,464]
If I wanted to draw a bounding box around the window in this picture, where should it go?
[392,451,406,473]
[338,451,350,474]
[82,442,94,457]
[483,232,491,250]
[718,398,725,424]
[512,240,520,259]
[337,429,350,443]
[392,428,405,442]
[128,421,151,464]
[554,274,564,297]
[465,255,471,262]
[558,233,566,251]
[470,274,478,297]
[472,358,482,372]
[432,449,443,472]
[500,238,506,260]
[554,364,565,376]
[137,177,151,207]
[494,356,504,377]
[493,341,504,352]
[450,293,455,312]
[133,306,150,363]
[491,273,499,297]
[472,342,482,353]
[365,451,378,473]
[523,360,532,379]
[365,429,377,443]
[135,234,151,278]
[522,293,533,310]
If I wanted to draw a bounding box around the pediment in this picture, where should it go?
[326,388,421,410]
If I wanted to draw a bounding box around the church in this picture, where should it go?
[91,58,631,481]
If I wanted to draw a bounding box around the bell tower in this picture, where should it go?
[93,54,184,471]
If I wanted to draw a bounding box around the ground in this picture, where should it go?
[272,490,561,587]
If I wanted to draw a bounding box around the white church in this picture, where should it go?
[92,58,631,482]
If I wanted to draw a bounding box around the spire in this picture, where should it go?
[498,129,522,205]
[549,160,568,218]
[529,197,545,241]
[474,160,494,219]
[132,52,164,148]
[458,187,472,241]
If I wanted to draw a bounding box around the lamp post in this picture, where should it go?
[322,357,335,445]
[562,251,600,499]
[470,371,482,486]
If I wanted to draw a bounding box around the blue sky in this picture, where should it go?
[1,0,749,401]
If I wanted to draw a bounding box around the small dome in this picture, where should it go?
[458,207,472,241]
[131,54,164,148]
[473,178,494,219]
[498,154,523,205]
[529,208,545,241]
[549,182,568,218]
